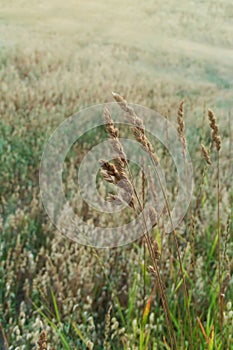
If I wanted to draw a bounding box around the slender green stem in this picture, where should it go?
[217,151,223,331]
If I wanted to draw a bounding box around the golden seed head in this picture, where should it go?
[201,144,211,165]
[178,100,184,118]
[104,108,119,138]
[100,170,115,184]
[208,109,221,151]
[112,91,125,104]
[177,100,187,153]
[208,109,216,123]
[112,92,160,166]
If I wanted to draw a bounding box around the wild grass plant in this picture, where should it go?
[0,1,233,348]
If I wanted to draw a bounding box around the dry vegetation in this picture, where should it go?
[0,0,233,349]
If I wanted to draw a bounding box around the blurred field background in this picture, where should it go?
[0,0,233,349]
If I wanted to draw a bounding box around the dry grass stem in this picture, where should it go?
[208,108,223,332]
[100,106,176,349]
[112,93,194,349]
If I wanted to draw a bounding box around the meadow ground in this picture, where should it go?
[0,0,233,349]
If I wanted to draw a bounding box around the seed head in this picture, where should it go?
[201,144,211,165]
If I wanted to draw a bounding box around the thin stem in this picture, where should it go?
[217,151,223,331]
[126,162,177,350]
[143,239,146,306]
[142,169,146,307]
[150,155,193,350]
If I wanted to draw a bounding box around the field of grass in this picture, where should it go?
[0,0,233,349]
